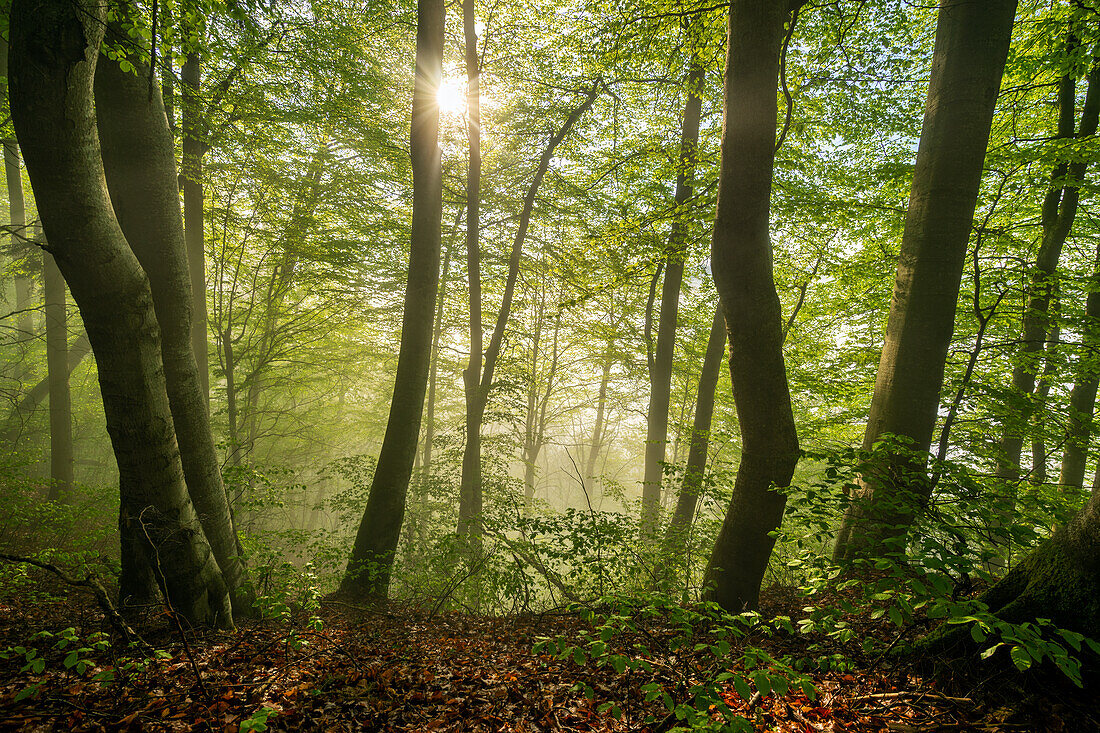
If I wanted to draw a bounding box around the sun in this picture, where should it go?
[436,79,466,117]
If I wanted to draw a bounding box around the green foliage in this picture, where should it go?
[239,706,279,732]
[0,627,173,701]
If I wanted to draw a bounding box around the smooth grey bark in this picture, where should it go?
[42,227,73,501]
[665,303,726,553]
[2,331,90,446]
[640,61,705,539]
[339,0,444,600]
[456,83,600,540]
[833,0,1017,561]
[9,0,231,627]
[703,1,800,613]
[996,47,1099,482]
[94,27,251,616]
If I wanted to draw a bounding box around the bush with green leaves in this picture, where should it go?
[0,627,172,701]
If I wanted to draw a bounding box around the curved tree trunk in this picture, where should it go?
[641,60,705,539]
[833,0,1017,562]
[10,0,231,628]
[94,27,252,617]
[703,1,800,613]
[339,0,444,600]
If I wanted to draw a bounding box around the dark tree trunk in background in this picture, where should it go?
[640,61,704,539]
[458,0,485,542]
[421,238,453,475]
[2,332,90,445]
[585,343,613,482]
[703,0,799,613]
[833,0,1017,562]
[42,227,73,501]
[182,50,209,402]
[456,84,600,540]
[95,31,252,617]
[996,49,1099,482]
[10,0,231,627]
[3,139,33,338]
[1059,242,1100,491]
[339,0,444,600]
[665,302,725,554]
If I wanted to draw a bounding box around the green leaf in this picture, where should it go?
[732,676,751,701]
[980,643,1003,660]
[1010,645,1033,672]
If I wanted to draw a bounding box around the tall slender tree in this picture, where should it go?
[340,0,445,600]
[640,59,705,539]
[41,225,73,501]
[703,0,801,613]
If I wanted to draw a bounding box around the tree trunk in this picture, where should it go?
[703,1,800,613]
[42,227,73,501]
[182,50,209,402]
[458,0,484,541]
[421,235,454,474]
[2,331,90,446]
[93,21,251,616]
[1058,243,1100,491]
[3,140,33,338]
[9,0,231,627]
[1031,325,1060,484]
[832,0,1017,562]
[665,303,725,553]
[585,346,613,481]
[996,46,1099,481]
[339,0,444,600]
[641,60,705,539]
[523,292,562,506]
[456,83,600,539]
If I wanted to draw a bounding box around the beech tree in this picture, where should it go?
[340,0,445,600]
[10,0,232,626]
[703,0,801,613]
[833,0,1017,561]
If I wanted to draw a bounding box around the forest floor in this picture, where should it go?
[0,582,1096,732]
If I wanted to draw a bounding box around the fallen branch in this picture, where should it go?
[0,552,144,647]
[854,690,973,705]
